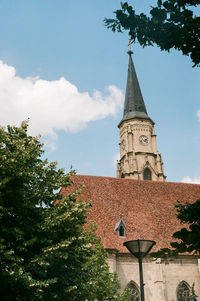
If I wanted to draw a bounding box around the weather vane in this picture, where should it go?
[128,38,133,54]
[128,38,131,51]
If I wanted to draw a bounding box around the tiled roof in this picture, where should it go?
[60,175,200,253]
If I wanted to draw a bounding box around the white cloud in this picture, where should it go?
[0,60,123,147]
[181,176,200,184]
[197,110,200,121]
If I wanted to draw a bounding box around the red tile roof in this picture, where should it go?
[60,175,200,253]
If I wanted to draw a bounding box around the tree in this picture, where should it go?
[0,122,127,301]
[105,0,200,67]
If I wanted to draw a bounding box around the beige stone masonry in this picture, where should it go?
[108,252,200,301]
[117,118,166,181]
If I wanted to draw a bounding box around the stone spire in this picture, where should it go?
[123,51,149,121]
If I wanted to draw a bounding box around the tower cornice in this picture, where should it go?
[118,116,155,128]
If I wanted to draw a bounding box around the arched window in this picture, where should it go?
[177,281,190,301]
[128,282,140,301]
[143,168,152,180]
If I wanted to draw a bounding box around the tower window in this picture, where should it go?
[143,168,152,180]
[177,281,190,301]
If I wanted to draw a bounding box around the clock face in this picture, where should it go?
[139,135,149,145]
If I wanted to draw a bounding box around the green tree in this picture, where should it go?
[105,0,200,67]
[0,122,127,301]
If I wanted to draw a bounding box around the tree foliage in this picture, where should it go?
[105,0,200,66]
[0,122,127,301]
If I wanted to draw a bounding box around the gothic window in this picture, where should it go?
[143,168,152,180]
[128,282,140,301]
[177,281,190,301]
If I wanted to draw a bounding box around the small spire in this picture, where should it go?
[122,48,149,121]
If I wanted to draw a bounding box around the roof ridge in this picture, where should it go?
[72,174,200,186]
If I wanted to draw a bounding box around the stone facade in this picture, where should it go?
[117,118,166,181]
[108,250,200,301]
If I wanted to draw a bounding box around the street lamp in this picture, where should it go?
[123,239,156,301]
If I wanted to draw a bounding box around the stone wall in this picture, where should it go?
[108,250,200,301]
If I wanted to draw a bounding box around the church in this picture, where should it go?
[61,50,200,301]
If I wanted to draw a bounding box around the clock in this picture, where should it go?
[139,135,149,145]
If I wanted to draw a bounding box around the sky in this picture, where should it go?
[0,0,199,183]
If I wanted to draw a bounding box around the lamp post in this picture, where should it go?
[123,239,156,301]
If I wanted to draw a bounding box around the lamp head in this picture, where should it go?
[124,239,156,259]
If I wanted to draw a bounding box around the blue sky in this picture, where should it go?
[0,0,199,183]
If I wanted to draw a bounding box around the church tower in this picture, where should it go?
[117,50,166,181]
